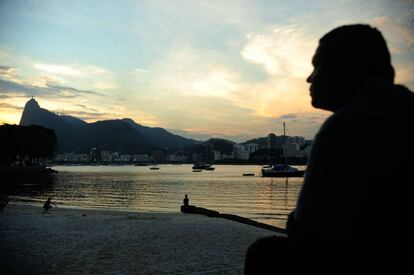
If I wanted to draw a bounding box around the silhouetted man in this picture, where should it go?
[43,197,57,211]
[183,194,189,206]
[245,24,414,273]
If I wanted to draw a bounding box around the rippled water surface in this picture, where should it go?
[6,165,304,228]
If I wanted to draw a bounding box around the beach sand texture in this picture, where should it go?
[1,204,278,274]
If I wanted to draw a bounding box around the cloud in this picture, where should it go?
[241,26,314,78]
[125,41,317,140]
[33,63,117,92]
[129,68,149,76]
[33,63,108,77]
[0,102,23,111]
[0,65,20,81]
[151,47,242,98]
[92,82,117,90]
[371,16,389,27]
[0,78,103,99]
[47,84,102,96]
[267,111,329,139]
[63,110,109,120]
[370,15,414,53]
[276,113,298,120]
[395,65,414,89]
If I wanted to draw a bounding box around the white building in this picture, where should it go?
[119,154,132,162]
[133,154,149,162]
[221,152,234,160]
[288,136,306,146]
[101,151,112,162]
[233,143,259,160]
[283,142,300,158]
[75,154,89,162]
[165,154,187,162]
[299,144,312,158]
[213,150,221,161]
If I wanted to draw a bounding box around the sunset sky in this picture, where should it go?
[1,0,413,142]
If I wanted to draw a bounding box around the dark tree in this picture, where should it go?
[0,124,57,166]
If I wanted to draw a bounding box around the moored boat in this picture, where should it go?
[261,164,305,177]
[261,122,306,178]
[192,162,214,170]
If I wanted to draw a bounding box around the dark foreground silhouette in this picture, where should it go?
[0,195,9,212]
[245,24,414,273]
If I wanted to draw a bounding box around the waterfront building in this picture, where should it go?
[267,133,276,149]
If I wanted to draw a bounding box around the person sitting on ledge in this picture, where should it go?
[43,197,57,211]
[180,194,190,213]
[245,24,414,273]
[183,194,189,207]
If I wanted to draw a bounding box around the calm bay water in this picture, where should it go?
[7,165,304,228]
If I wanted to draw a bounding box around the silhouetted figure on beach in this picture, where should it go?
[245,24,414,273]
[183,194,189,207]
[43,197,56,211]
[180,194,190,213]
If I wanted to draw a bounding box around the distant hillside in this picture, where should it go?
[18,98,308,155]
[61,115,87,128]
[205,138,235,154]
[121,118,196,148]
[60,120,155,154]
[18,98,196,153]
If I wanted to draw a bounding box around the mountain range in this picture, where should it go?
[18,98,299,154]
[19,98,199,153]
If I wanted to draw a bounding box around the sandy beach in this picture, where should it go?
[0,204,281,274]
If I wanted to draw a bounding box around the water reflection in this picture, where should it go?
[0,174,57,200]
[5,165,302,228]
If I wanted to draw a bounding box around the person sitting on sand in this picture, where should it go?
[43,197,57,211]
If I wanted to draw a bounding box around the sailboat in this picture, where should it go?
[261,123,306,178]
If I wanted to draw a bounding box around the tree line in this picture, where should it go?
[0,124,56,166]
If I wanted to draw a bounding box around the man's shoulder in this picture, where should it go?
[318,111,351,135]
[393,85,414,104]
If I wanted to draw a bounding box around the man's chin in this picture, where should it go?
[311,98,320,108]
[311,98,333,111]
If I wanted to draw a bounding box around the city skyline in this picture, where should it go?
[1,0,413,142]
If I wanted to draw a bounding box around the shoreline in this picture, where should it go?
[1,204,279,274]
[9,201,288,234]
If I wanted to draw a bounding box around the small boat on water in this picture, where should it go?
[134,163,148,166]
[149,166,160,170]
[192,162,215,170]
[261,164,305,177]
[243,173,255,176]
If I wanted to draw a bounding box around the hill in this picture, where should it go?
[18,98,167,153]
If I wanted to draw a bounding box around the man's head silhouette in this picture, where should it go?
[307,24,395,111]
